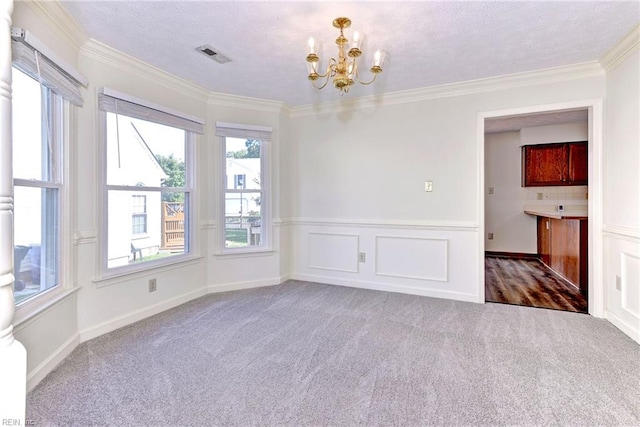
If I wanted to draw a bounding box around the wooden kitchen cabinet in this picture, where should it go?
[536,215,588,290]
[522,141,587,187]
[537,216,551,266]
[568,142,588,185]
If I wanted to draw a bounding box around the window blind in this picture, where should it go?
[11,31,86,106]
[98,89,205,135]
[216,122,272,141]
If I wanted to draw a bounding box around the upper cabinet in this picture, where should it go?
[568,142,588,184]
[522,141,588,187]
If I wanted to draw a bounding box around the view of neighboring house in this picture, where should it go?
[224,138,263,247]
[225,157,261,217]
[106,116,167,267]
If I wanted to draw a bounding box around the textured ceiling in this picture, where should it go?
[60,1,640,106]
[485,110,588,134]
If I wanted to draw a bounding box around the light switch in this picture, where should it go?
[488,187,494,195]
[425,181,433,192]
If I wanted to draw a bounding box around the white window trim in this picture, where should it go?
[97,97,198,280]
[13,73,73,311]
[218,135,271,254]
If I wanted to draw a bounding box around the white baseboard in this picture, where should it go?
[290,273,480,303]
[27,332,80,392]
[79,287,206,342]
[207,275,290,294]
[80,275,292,343]
[605,310,640,344]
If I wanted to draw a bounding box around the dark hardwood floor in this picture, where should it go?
[485,256,587,313]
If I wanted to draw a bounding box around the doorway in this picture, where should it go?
[478,102,602,315]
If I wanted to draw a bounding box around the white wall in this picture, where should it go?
[485,131,536,253]
[603,44,640,343]
[289,77,605,302]
[485,122,589,253]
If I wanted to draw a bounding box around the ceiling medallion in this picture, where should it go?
[306,17,386,95]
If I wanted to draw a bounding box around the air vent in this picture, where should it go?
[196,45,232,64]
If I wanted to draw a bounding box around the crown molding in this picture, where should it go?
[80,38,210,104]
[208,91,290,115]
[600,22,640,71]
[290,61,605,117]
[19,0,87,52]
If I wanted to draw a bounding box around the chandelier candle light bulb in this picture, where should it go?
[308,37,316,54]
[351,31,361,49]
[305,17,385,95]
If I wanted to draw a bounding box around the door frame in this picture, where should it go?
[477,99,604,317]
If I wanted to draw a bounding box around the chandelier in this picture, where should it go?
[306,17,386,95]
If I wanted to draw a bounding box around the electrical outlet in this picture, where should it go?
[537,192,543,200]
[488,233,494,240]
[149,278,157,292]
[359,252,366,263]
[488,187,494,195]
[424,181,433,192]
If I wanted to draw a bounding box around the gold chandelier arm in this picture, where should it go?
[311,72,331,90]
[355,68,380,85]
[309,58,337,90]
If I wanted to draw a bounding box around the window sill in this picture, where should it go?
[14,286,80,331]
[94,254,203,288]
[213,248,276,259]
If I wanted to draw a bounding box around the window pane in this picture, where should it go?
[225,191,261,248]
[12,68,48,181]
[225,137,261,190]
[108,190,187,268]
[107,113,185,187]
[13,186,58,304]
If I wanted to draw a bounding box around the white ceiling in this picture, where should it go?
[60,1,640,106]
[485,109,588,134]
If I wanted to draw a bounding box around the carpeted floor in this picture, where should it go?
[27,280,640,426]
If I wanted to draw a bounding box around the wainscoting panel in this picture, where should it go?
[621,251,640,318]
[308,232,359,273]
[603,227,640,344]
[291,220,480,302]
[375,236,448,281]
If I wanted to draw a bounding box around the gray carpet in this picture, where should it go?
[27,280,640,426]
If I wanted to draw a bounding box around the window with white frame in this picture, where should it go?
[11,28,85,305]
[216,123,271,251]
[131,195,147,235]
[99,90,203,271]
[11,68,61,305]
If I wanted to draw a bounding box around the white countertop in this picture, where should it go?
[524,207,588,220]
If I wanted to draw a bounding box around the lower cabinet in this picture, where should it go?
[537,216,588,290]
